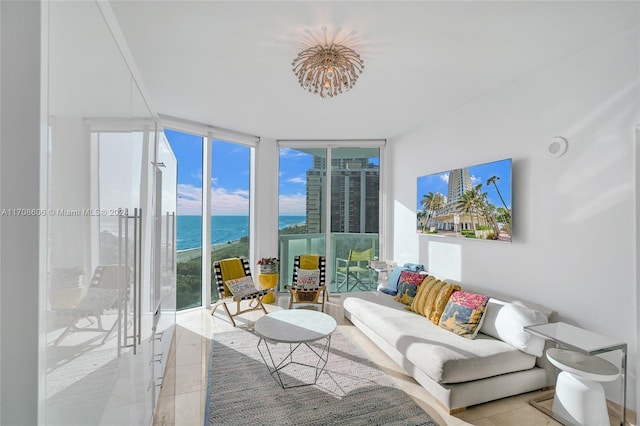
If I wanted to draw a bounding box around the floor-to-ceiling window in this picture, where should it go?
[331,147,380,291]
[210,140,251,304]
[165,130,204,310]
[165,125,256,309]
[278,147,327,287]
[277,141,384,291]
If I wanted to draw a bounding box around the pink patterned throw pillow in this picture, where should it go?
[398,271,425,286]
[439,290,490,339]
[393,271,427,305]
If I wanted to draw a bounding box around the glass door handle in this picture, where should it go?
[135,208,143,348]
[117,208,143,355]
[171,212,176,272]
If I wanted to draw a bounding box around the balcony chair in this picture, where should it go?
[285,254,328,312]
[211,257,270,327]
[335,248,375,292]
[54,264,120,345]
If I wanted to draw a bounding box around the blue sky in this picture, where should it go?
[278,148,313,215]
[166,131,380,216]
[166,130,309,215]
[166,129,252,215]
[416,158,512,211]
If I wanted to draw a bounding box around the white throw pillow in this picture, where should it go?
[224,276,257,297]
[296,268,321,288]
[480,300,548,357]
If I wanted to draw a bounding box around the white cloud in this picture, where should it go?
[279,148,308,158]
[232,189,249,197]
[177,184,203,215]
[176,184,251,215]
[471,174,482,184]
[279,193,306,215]
[287,176,306,184]
[211,187,249,215]
[440,173,449,183]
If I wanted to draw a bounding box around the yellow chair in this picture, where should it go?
[285,255,328,312]
[211,258,270,327]
[335,248,375,292]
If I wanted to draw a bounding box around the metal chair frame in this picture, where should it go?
[335,248,375,292]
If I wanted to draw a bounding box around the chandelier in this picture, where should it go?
[291,43,364,98]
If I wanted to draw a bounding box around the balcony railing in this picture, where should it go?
[278,232,379,292]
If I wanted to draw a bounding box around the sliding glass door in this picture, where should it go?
[278,143,383,292]
[331,147,380,291]
[278,148,327,287]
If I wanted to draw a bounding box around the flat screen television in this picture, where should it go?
[416,158,512,242]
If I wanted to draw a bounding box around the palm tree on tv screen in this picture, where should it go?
[457,190,477,233]
[421,192,445,231]
[487,176,509,210]
[486,175,511,227]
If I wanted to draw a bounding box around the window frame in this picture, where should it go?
[276,139,387,284]
[161,116,258,309]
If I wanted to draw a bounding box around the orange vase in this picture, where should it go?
[258,273,278,304]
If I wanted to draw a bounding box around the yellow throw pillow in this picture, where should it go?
[422,279,445,318]
[429,283,461,325]
[409,276,437,314]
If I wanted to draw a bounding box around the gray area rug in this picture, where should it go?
[206,329,438,426]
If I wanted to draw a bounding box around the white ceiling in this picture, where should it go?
[109,1,636,141]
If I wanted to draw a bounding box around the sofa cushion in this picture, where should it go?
[439,290,490,339]
[343,292,537,384]
[480,299,549,357]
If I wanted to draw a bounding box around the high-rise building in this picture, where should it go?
[446,168,473,206]
[306,157,379,234]
[430,167,488,232]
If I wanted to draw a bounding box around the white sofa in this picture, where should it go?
[343,290,557,413]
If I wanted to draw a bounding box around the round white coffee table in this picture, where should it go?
[254,309,337,388]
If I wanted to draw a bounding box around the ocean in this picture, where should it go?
[176,215,305,251]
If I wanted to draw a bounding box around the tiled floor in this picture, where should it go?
[153,294,631,426]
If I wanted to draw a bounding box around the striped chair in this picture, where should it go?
[211,258,270,327]
[285,255,328,312]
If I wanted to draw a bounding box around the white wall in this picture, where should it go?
[254,137,280,269]
[390,22,639,409]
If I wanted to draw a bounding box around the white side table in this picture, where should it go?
[546,348,620,425]
[369,267,391,288]
[525,322,627,426]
